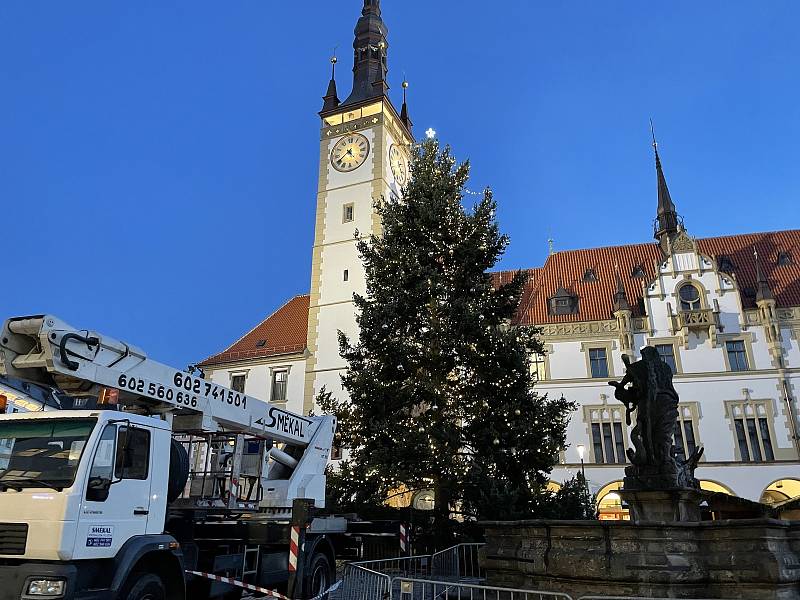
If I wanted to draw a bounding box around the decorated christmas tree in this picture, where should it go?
[321,140,575,528]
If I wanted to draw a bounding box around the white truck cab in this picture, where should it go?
[0,410,179,599]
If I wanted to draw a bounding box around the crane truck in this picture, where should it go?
[0,314,352,600]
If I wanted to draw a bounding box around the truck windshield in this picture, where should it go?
[0,418,97,490]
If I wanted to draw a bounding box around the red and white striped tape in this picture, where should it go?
[185,569,290,599]
[288,525,301,572]
[399,523,407,553]
[185,569,341,600]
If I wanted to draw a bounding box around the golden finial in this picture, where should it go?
[330,48,338,78]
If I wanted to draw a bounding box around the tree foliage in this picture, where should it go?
[321,140,576,524]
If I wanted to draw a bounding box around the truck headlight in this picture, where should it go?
[27,579,65,596]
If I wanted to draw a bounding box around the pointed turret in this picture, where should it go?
[341,0,390,107]
[650,125,684,254]
[754,248,774,302]
[653,145,679,238]
[321,56,340,113]
[612,268,630,312]
[400,80,412,130]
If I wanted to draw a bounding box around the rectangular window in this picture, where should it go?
[589,348,609,378]
[231,374,246,393]
[343,269,349,282]
[746,418,762,461]
[726,340,749,371]
[759,418,775,461]
[271,370,288,402]
[734,418,750,461]
[343,203,354,223]
[115,427,150,480]
[730,402,775,463]
[655,344,677,374]
[683,421,696,456]
[613,422,626,464]
[589,414,626,464]
[530,353,546,382]
[674,420,697,458]
[674,422,685,458]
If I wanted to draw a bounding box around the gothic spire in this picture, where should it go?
[651,123,681,247]
[754,247,774,302]
[612,266,630,312]
[340,0,390,108]
[400,80,412,130]
[321,55,340,113]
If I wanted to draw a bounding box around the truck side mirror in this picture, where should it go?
[86,476,111,502]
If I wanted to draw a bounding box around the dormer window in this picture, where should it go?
[631,265,646,279]
[777,251,793,266]
[549,286,579,315]
[717,255,735,273]
[583,268,597,282]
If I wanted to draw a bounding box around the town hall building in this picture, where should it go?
[198,0,800,516]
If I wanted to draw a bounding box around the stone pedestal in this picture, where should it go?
[620,488,702,522]
[480,518,800,600]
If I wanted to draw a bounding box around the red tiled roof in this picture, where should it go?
[492,230,800,326]
[199,295,309,367]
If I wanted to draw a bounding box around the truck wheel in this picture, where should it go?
[303,551,334,599]
[123,573,166,600]
[167,439,190,503]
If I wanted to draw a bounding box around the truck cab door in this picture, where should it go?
[75,423,153,559]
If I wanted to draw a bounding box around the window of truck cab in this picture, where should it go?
[0,417,97,489]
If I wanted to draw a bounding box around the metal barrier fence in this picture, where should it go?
[338,563,391,600]
[395,577,573,600]
[431,543,484,580]
[338,545,738,600]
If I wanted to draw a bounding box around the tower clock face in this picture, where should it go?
[331,134,370,172]
[389,144,408,186]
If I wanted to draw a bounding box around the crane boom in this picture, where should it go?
[0,314,327,446]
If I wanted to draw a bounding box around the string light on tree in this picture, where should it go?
[319,139,576,525]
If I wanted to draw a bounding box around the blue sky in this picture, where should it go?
[1,1,798,368]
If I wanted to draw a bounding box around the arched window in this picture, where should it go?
[699,480,735,495]
[595,480,629,521]
[760,479,800,505]
[678,283,702,311]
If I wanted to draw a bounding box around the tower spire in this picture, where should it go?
[321,54,340,113]
[340,0,390,108]
[754,247,774,302]
[400,80,412,130]
[651,121,681,250]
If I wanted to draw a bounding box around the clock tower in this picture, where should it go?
[304,0,413,412]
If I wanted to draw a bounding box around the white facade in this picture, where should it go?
[540,246,800,506]
[204,354,307,418]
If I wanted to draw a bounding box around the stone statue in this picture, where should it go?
[608,346,703,491]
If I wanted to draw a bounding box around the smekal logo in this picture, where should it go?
[257,407,311,438]
[90,526,112,535]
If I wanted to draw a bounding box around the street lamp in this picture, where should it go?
[575,444,591,518]
[576,444,586,481]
